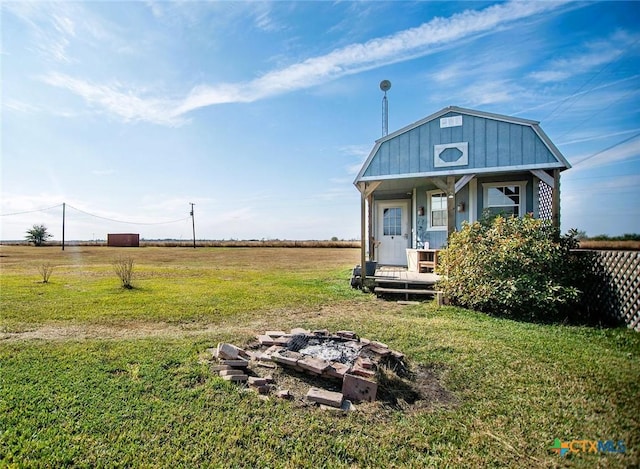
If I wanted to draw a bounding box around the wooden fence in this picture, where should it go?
[573,250,640,331]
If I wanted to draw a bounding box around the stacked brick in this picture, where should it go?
[211,328,407,409]
[212,343,275,394]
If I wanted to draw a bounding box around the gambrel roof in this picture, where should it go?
[354,106,570,184]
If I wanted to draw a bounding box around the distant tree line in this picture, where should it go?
[584,233,640,241]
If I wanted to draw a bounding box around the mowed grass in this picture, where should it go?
[1,246,639,467]
[0,246,362,330]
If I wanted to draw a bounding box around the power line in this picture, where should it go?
[0,203,63,217]
[543,37,640,125]
[555,88,640,141]
[66,204,191,225]
[571,131,640,167]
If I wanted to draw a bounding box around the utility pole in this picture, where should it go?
[189,203,196,249]
[62,202,66,251]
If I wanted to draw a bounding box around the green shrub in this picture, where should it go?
[437,215,582,321]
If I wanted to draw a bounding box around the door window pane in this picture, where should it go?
[383,207,402,236]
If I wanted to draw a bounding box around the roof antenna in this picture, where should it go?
[380,80,391,137]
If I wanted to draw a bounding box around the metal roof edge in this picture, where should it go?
[448,106,540,126]
[374,106,542,144]
[357,162,568,183]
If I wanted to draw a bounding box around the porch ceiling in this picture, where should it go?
[362,168,546,198]
[367,177,429,197]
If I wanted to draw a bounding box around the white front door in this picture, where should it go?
[376,200,411,265]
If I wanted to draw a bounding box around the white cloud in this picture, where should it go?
[5,2,75,63]
[529,29,640,83]
[41,72,187,126]
[145,0,164,19]
[527,70,570,83]
[336,144,371,176]
[42,0,569,125]
[462,80,521,106]
[5,1,114,64]
[2,99,41,114]
[252,3,284,32]
[91,169,115,176]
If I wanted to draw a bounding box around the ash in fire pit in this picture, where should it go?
[289,336,363,365]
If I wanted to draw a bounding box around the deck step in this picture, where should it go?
[374,287,440,295]
[375,278,436,286]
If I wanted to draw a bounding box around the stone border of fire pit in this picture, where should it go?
[209,328,409,410]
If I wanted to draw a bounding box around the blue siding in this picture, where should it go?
[380,142,390,174]
[455,184,469,228]
[474,118,486,167]
[523,127,536,161]
[485,119,498,168]
[497,122,510,167]
[362,111,561,178]
[535,138,548,164]
[419,123,431,172]
[440,125,452,143]
[409,128,420,173]
[426,231,448,250]
[451,124,463,142]
[510,125,523,166]
[399,132,410,173]
[389,137,400,174]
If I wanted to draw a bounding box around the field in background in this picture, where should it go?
[1,245,638,467]
[578,240,640,250]
[0,239,361,248]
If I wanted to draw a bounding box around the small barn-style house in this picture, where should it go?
[354,106,571,277]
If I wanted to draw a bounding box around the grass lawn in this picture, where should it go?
[1,246,638,467]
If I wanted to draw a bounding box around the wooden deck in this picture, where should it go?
[372,266,441,300]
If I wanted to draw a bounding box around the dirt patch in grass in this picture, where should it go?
[0,321,207,342]
[0,299,409,341]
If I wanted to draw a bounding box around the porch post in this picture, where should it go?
[552,169,561,231]
[447,176,456,239]
[360,190,367,285]
[367,193,374,260]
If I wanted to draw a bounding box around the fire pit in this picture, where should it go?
[210,328,408,409]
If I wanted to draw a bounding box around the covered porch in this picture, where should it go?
[352,106,570,288]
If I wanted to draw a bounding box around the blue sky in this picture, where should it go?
[2,0,639,241]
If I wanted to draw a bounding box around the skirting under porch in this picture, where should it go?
[374,267,441,301]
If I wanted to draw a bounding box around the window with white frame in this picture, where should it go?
[483,182,526,218]
[427,190,447,230]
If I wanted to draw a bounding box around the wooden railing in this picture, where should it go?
[573,250,640,331]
